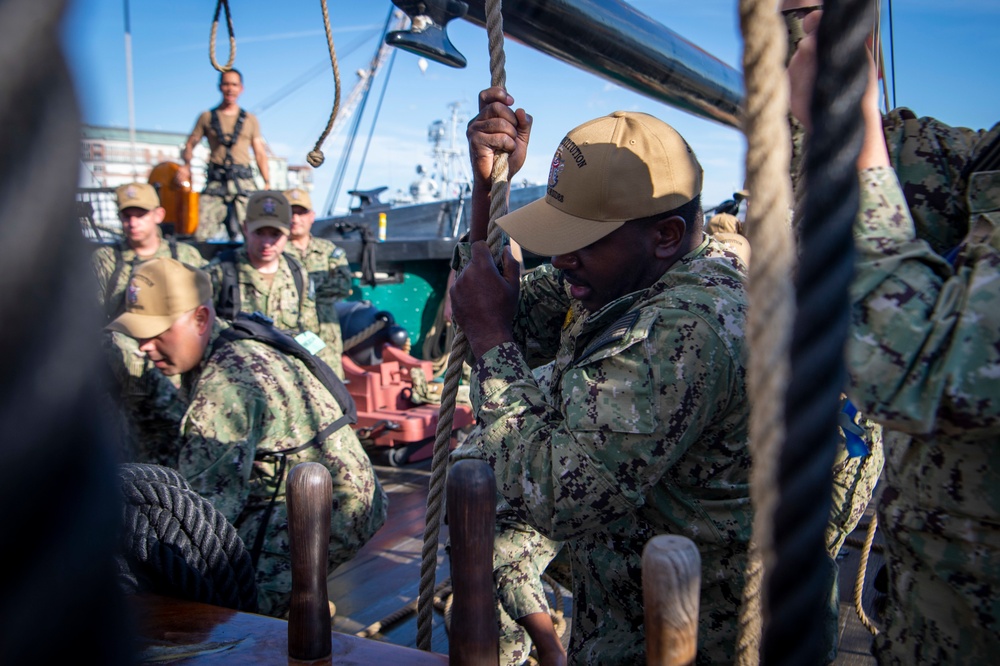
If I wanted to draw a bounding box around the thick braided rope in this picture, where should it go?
[209,0,236,73]
[416,0,509,651]
[734,1,795,664]
[854,513,880,635]
[307,0,342,168]
[764,0,869,663]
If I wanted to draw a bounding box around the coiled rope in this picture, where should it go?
[0,2,128,662]
[209,0,236,73]
[416,0,510,651]
[763,0,870,664]
[116,463,259,613]
[734,0,795,662]
[306,0,343,168]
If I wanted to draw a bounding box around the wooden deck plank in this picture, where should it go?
[328,459,453,656]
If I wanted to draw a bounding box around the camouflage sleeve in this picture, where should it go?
[177,364,266,525]
[176,242,207,269]
[494,513,560,621]
[453,242,570,367]
[314,246,352,301]
[471,309,738,540]
[883,109,1000,255]
[846,166,1000,434]
[92,245,114,309]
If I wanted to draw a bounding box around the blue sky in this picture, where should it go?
[63,1,998,215]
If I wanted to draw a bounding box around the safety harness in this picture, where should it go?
[212,311,356,569]
[208,107,253,185]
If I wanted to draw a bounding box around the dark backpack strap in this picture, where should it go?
[215,249,241,320]
[168,238,178,260]
[281,252,307,326]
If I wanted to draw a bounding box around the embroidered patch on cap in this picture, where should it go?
[549,149,565,188]
[126,186,137,199]
[127,281,140,305]
[262,197,277,215]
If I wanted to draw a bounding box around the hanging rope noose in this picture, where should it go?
[306,0,343,168]
[734,0,795,663]
[763,0,869,663]
[415,0,510,651]
[209,0,236,73]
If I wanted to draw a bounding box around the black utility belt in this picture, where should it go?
[207,163,254,181]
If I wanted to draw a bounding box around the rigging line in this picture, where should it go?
[887,0,897,109]
[209,0,236,72]
[323,4,396,216]
[250,30,378,116]
[351,49,397,197]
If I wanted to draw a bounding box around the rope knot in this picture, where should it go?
[307,150,325,168]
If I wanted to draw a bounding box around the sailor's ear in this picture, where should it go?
[193,305,212,334]
[652,215,686,259]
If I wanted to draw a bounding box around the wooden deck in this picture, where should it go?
[328,454,886,663]
[328,457,453,655]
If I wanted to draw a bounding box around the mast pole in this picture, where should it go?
[123,0,138,180]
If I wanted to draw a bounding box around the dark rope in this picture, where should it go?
[764,1,869,664]
[0,3,129,663]
[117,464,259,612]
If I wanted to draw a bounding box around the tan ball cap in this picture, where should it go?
[284,187,313,212]
[116,182,160,212]
[706,212,751,266]
[245,191,291,235]
[497,110,703,256]
[106,258,213,339]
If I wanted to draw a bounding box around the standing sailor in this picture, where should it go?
[206,191,341,372]
[92,182,203,464]
[177,69,270,242]
[283,187,352,378]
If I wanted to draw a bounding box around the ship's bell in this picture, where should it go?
[386,0,468,69]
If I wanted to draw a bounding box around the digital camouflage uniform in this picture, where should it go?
[456,236,752,665]
[176,320,387,617]
[91,234,205,321]
[92,236,203,461]
[847,110,1000,664]
[205,247,341,373]
[286,236,353,379]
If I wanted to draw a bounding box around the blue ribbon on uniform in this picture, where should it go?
[839,399,870,458]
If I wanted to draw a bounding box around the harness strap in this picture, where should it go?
[210,107,247,168]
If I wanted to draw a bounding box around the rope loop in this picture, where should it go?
[209,0,236,73]
[307,0,342,168]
